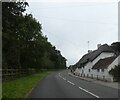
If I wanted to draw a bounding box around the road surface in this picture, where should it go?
[27,70,118,98]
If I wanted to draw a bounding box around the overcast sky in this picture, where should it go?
[26,0,118,66]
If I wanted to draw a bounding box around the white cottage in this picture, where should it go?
[74,44,118,81]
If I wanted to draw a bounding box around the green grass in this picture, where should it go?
[2,70,54,98]
[0,83,2,99]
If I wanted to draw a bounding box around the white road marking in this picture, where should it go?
[59,75,61,78]
[58,73,62,78]
[59,73,66,81]
[59,72,99,98]
[67,80,75,86]
[78,87,100,98]
[62,78,66,80]
[58,73,61,76]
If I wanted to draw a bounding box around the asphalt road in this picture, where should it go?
[27,70,118,98]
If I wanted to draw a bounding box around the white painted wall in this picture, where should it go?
[74,68,79,74]
[74,52,116,81]
[91,69,115,81]
[86,55,119,82]
[84,62,92,76]
[83,52,114,76]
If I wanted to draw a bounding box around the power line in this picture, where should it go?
[42,29,82,48]
[40,16,117,25]
[87,41,90,50]
[33,3,117,9]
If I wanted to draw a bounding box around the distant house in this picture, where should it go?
[73,43,120,82]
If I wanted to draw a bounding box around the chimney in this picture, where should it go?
[88,50,92,53]
[97,44,101,49]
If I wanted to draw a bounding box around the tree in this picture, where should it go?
[2,2,66,70]
[2,2,28,69]
[109,65,120,82]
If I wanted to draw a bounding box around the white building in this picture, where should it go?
[74,44,119,82]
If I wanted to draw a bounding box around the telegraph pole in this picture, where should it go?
[87,41,90,51]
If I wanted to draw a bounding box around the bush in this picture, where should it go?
[109,65,120,82]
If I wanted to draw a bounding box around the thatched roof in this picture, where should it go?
[75,44,115,68]
[92,56,117,69]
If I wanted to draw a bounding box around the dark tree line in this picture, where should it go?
[2,2,66,70]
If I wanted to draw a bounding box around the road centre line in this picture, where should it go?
[78,87,100,98]
[59,73,66,80]
[58,73,62,78]
[62,77,66,80]
[67,80,75,85]
[58,73,61,76]
[59,72,100,98]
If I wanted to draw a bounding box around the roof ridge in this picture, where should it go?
[74,43,115,68]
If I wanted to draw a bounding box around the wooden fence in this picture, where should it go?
[1,68,36,81]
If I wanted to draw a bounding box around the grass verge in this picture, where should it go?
[0,83,2,99]
[2,70,54,98]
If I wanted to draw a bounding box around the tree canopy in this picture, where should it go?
[2,2,66,70]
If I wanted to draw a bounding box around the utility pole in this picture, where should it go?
[87,41,90,51]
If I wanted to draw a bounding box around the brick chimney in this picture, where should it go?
[88,50,92,53]
[97,44,101,49]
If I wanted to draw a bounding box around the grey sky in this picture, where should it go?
[26,1,118,66]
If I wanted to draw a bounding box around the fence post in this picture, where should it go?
[91,74,93,79]
[2,69,36,81]
[97,75,98,80]
[84,73,85,77]
[103,75,105,81]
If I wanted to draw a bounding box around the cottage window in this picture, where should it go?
[97,69,100,72]
[89,69,90,72]
[102,69,104,72]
